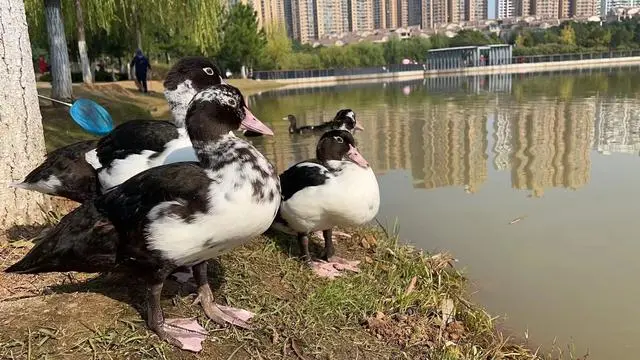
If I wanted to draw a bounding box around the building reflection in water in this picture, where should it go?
[252,70,640,197]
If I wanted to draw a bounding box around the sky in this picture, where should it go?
[487,0,496,19]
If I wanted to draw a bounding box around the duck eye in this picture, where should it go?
[203,67,215,75]
[333,136,344,144]
[227,98,237,107]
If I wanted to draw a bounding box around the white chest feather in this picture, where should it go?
[280,161,380,233]
[144,137,280,266]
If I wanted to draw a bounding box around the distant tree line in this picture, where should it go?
[510,19,640,55]
[262,19,640,71]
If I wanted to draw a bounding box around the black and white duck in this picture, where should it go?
[5,84,281,352]
[9,56,225,202]
[271,129,380,279]
[287,109,364,135]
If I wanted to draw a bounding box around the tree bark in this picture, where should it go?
[0,0,51,231]
[134,11,142,50]
[74,0,92,84]
[44,0,73,100]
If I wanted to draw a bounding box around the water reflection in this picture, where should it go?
[252,67,640,199]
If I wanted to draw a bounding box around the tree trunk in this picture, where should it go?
[75,0,92,85]
[0,0,51,231]
[44,0,73,100]
[134,12,143,50]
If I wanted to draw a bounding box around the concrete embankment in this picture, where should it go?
[277,56,640,90]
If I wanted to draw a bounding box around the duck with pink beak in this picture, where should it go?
[271,129,381,279]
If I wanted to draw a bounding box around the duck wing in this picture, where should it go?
[4,201,119,274]
[95,162,212,230]
[95,120,181,167]
[279,161,332,201]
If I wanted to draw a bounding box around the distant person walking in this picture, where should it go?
[130,49,151,93]
[38,55,48,74]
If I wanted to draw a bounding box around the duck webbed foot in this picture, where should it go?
[191,262,255,329]
[310,257,361,279]
[302,230,360,279]
[146,282,208,352]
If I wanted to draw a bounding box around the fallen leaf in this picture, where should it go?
[366,234,377,245]
[364,256,373,264]
[361,238,370,249]
[440,298,455,325]
[438,298,455,340]
[404,276,417,296]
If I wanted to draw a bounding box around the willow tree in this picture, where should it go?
[0,0,50,229]
[262,22,293,70]
[82,0,225,55]
[24,0,225,89]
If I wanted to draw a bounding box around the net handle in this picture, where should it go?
[37,94,72,107]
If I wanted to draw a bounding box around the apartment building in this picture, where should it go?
[350,0,375,31]
[496,0,515,18]
[513,0,531,16]
[531,0,559,18]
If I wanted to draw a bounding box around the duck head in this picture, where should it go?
[164,56,225,127]
[185,84,274,143]
[333,109,364,133]
[284,114,297,133]
[316,129,368,168]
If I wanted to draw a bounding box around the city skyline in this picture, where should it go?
[234,0,615,43]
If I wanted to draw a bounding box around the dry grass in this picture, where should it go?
[0,204,543,360]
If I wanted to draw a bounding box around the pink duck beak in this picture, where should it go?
[241,106,274,136]
[346,144,369,168]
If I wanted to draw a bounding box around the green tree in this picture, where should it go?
[25,0,225,62]
[261,22,293,70]
[218,3,266,76]
[450,30,499,47]
[560,25,576,46]
[610,27,633,48]
[405,37,431,62]
[383,37,405,64]
[351,42,386,66]
[429,34,450,49]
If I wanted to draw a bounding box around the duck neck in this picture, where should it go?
[170,103,188,128]
[164,81,197,128]
[316,150,339,167]
[288,119,296,133]
[187,111,239,168]
[191,132,237,169]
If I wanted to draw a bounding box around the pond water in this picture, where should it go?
[247,67,640,359]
